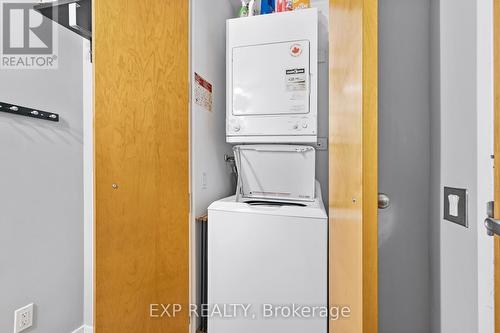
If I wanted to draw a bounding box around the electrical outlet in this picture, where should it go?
[14,303,33,333]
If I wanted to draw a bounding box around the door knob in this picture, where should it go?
[484,217,500,236]
[378,193,390,209]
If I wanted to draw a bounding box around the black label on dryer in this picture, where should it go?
[286,68,306,75]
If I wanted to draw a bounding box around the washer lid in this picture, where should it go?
[208,196,326,219]
[209,181,327,220]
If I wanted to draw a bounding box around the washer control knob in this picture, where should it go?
[293,123,299,130]
[233,124,241,132]
[302,122,308,128]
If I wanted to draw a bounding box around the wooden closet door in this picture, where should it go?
[329,0,378,332]
[94,1,189,332]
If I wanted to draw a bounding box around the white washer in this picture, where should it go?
[207,185,327,333]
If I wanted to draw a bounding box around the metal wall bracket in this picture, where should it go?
[0,101,59,122]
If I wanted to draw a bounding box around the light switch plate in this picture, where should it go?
[443,187,468,228]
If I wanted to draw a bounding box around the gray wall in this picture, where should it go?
[380,2,495,332]
[429,0,441,332]
[83,39,93,330]
[0,24,84,333]
[378,0,431,332]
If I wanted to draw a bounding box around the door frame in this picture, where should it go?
[494,1,500,331]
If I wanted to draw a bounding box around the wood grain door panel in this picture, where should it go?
[94,1,189,332]
[329,1,378,332]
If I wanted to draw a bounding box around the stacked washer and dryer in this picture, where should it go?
[208,8,327,333]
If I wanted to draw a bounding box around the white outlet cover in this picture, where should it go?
[14,303,33,333]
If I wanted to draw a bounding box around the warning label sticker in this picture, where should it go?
[194,73,213,112]
[285,68,307,92]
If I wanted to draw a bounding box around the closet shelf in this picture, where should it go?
[34,0,92,41]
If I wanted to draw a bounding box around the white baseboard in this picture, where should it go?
[71,325,93,333]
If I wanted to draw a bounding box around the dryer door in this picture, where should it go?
[232,40,310,116]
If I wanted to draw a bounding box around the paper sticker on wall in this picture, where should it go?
[194,73,213,112]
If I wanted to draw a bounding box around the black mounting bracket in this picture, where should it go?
[0,101,60,122]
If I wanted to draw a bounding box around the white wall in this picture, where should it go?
[190,1,236,331]
[437,0,494,332]
[82,39,93,332]
[378,1,431,332]
[476,1,494,331]
[310,0,329,206]
[439,0,478,330]
[0,23,84,333]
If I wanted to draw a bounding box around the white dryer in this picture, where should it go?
[207,184,327,333]
[226,8,318,143]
